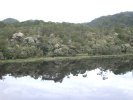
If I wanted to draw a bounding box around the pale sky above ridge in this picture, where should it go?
[0,0,133,23]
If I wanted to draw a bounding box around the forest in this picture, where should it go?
[0,12,133,59]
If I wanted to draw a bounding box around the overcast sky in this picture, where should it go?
[0,0,133,23]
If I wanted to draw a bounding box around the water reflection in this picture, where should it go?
[0,58,133,100]
[0,58,133,82]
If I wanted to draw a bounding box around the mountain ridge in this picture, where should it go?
[2,18,19,24]
[87,11,133,29]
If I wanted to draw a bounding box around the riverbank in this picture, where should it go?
[0,54,133,64]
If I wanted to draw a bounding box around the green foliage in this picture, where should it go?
[0,36,8,51]
[0,52,4,59]
[1,12,133,59]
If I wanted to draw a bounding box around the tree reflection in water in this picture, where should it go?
[97,68,108,80]
[0,57,133,83]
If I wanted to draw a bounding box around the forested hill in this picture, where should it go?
[2,18,19,24]
[87,11,133,33]
[0,12,133,60]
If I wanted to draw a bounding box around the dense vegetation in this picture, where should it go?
[1,11,133,59]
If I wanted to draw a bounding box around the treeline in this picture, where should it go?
[0,20,92,59]
[1,12,133,59]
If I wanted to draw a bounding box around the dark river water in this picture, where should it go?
[0,57,133,100]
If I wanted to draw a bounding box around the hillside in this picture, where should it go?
[88,11,133,28]
[2,18,19,24]
[0,12,133,60]
[87,12,133,34]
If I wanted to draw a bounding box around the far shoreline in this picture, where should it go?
[0,54,133,64]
